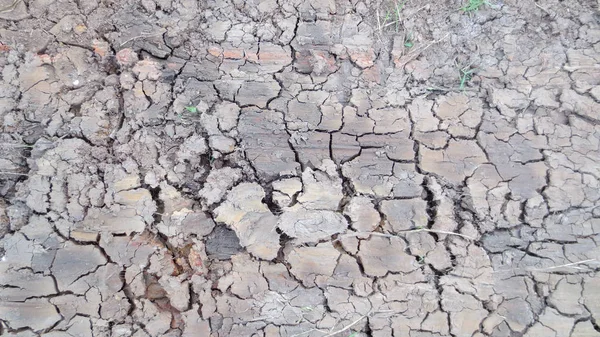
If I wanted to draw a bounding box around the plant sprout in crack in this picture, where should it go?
[461,0,490,13]
[456,62,476,90]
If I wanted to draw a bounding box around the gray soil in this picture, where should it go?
[1,0,600,336]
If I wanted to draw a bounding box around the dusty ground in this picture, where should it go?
[0,0,600,336]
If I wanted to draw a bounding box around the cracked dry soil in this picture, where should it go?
[1,0,600,336]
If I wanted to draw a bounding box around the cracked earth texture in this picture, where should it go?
[1,0,600,336]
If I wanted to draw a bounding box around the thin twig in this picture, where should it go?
[534,2,555,17]
[395,32,450,67]
[563,65,600,72]
[426,85,477,93]
[0,0,21,13]
[0,143,33,148]
[321,314,368,337]
[405,5,429,19]
[377,3,428,32]
[341,228,475,241]
[0,171,30,176]
[531,259,598,271]
[407,32,450,57]
[421,228,475,240]
[493,259,599,274]
[394,0,404,32]
[290,328,328,337]
[316,310,396,337]
[426,86,452,92]
[119,30,166,47]
[377,21,397,31]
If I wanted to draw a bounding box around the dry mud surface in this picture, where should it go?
[1,0,600,336]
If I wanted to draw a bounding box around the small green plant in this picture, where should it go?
[393,0,406,32]
[404,33,414,48]
[185,106,198,113]
[381,10,392,29]
[348,332,359,337]
[379,0,406,32]
[176,105,202,124]
[458,65,475,90]
[461,0,490,13]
